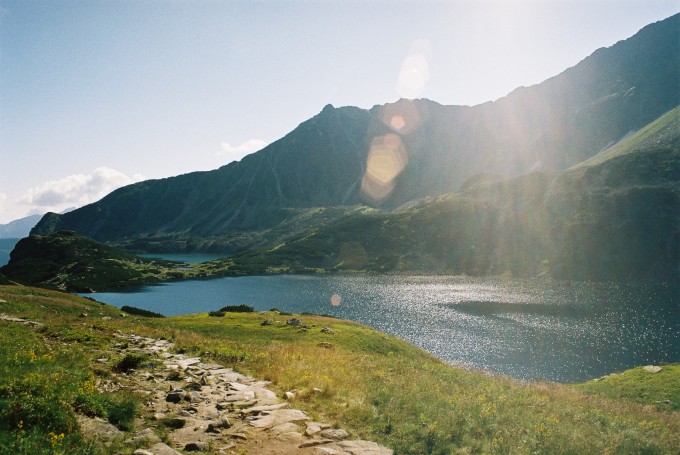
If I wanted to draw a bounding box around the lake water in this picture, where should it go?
[87,274,680,383]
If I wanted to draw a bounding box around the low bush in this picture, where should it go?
[121,305,165,318]
[112,353,148,373]
[218,304,254,313]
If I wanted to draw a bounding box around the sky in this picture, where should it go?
[1,0,678,224]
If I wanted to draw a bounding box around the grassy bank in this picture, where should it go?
[1,284,678,454]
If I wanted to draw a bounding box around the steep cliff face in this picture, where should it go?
[32,14,680,247]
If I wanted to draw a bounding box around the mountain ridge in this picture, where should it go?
[32,14,680,257]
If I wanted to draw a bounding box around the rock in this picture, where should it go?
[643,365,662,373]
[338,440,394,454]
[230,432,248,440]
[76,415,122,442]
[321,326,333,333]
[165,389,187,403]
[312,448,341,455]
[162,417,186,429]
[286,317,302,326]
[148,443,184,455]
[184,442,209,452]
[125,428,161,445]
[95,358,108,363]
[271,422,299,434]
[313,387,323,393]
[79,313,88,318]
[320,428,349,440]
[305,422,322,436]
[285,391,296,400]
[133,450,154,455]
[317,342,333,349]
[261,319,273,326]
[240,403,288,415]
[276,431,304,443]
[250,409,309,428]
[299,439,335,448]
[205,418,231,433]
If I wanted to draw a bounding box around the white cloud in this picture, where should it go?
[20,167,146,209]
[218,139,267,158]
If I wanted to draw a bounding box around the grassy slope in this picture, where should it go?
[1,284,678,454]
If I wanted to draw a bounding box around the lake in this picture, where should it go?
[86,274,680,383]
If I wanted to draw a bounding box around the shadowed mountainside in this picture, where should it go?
[32,14,680,248]
[221,107,680,283]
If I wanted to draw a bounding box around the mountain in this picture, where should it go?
[0,214,42,239]
[220,107,680,283]
[32,14,680,249]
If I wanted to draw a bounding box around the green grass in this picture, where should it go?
[574,365,680,412]
[1,284,679,454]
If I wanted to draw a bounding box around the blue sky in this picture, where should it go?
[1,0,678,223]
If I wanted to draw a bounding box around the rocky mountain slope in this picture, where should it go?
[32,14,680,247]
[220,107,680,283]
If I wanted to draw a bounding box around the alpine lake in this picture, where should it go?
[84,259,680,384]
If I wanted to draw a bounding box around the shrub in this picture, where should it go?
[219,304,254,313]
[112,353,148,373]
[208,311,225,317]
[120,305,165,318]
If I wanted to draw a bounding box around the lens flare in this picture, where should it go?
[380,98,423,135]
[330,294,342,307]
[396,39,432,99]
[361,134,408,203]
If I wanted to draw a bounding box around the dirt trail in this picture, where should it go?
[92,332,392,455]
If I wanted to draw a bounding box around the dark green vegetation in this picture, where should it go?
[120,306,165,318]
[0,231,195,292]
[1,284,679,454]
[32,14,679,253]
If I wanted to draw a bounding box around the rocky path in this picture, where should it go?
[90,332,392,455]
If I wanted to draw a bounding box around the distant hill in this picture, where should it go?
[0,231,189,291]
[32,14,680,248]
[0,214,42,239]
[0,238,20,267]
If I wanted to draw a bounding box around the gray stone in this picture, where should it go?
[148,443,184,455]
[299,439,334,448]
[276,431,304,443]
[205,417,231,433]
[338,440,393,454]
[133,450,154,455]
[270,422,299,434]
[286,317,302,326]
[184,441,209,452]
[124,428,161,445]
[165,389,187,403]
[320,428,349,440]
[643,365,662,373]
[250,409,309,428]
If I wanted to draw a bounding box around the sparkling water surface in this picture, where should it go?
[86,274,679,383]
